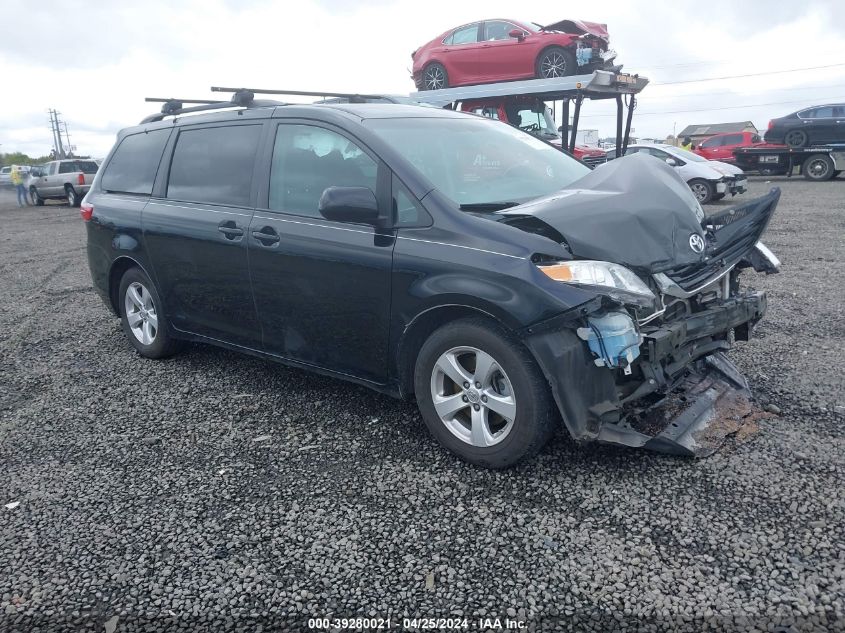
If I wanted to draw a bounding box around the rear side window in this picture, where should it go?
[723,134,744,145]
[59,160,98,174]
[167,125,262,206]
[101,129,170,195]
[451,24,479,45]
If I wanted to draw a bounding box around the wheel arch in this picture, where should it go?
[535,43,576,67]
[396,303,520,399]
[108,256,155,316]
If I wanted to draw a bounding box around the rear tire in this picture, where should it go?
[688,178,714,204]
[414,317,556,468]
[30,187,45,206]
[536,47,577,78]
[802,154,835,181]
[118,267,183,359]
[65,185,80,207]
[421,63,448,90]
[784,129,808,148]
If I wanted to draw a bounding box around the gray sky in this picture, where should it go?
[1,0,844,157]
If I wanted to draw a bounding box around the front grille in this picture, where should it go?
[665,189,780,292]
[583,155,608,168]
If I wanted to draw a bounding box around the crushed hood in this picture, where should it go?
[541,19,609,41]
[496,154,708,272]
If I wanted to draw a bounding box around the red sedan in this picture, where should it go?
[694,131,767,164]
[412,19,616,91]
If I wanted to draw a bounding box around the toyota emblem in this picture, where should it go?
[689,234,705,253]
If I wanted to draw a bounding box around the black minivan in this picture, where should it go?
[84,95,781,467]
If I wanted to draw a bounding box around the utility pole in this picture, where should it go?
[47,109,67,159]
[62,121,73,158]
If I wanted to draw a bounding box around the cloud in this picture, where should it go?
[1,0,843,156]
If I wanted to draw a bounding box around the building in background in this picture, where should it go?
[677,121,759,146]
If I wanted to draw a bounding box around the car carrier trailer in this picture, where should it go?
[733,144,845,181]
[410,70,649,156]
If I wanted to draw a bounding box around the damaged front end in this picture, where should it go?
[503,156,781,456]
[541,19,617,71]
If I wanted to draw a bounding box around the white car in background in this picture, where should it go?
[625,144,747,204]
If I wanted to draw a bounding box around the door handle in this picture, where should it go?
[252,226,280,245]
[217,221,243,240]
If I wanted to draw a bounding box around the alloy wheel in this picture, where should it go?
[690,182,709,202]
[784,130,807,148]
[430,346,516,447]
[424,65,446,90]
[124,281,158,345]
[540,51,567,77]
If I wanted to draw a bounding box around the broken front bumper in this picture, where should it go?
[524,291,766,456]
[723,175,748,196]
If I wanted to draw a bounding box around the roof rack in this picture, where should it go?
[140,91,283,124]
[211,86,388,103]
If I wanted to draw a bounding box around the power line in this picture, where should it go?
[652,62,845,85]
[627,58,734,70]
[646,82,845,99]
[577,95,845,118]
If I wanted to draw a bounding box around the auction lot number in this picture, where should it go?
[308,617,471,630]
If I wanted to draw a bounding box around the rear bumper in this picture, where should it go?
[524,291,766,454]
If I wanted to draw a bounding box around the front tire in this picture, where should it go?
[421,63,448,90]
[65,185,80,207]
[118,267,183,359]
[30,187,45,206]
[536,47,577,78]
[688,178,714,204]
[414,317,556,468]
[784,129,808,148]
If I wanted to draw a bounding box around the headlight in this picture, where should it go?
[693,199,705,223]
[538,260,655,306]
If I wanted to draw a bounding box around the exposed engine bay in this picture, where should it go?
[494,155,781,455]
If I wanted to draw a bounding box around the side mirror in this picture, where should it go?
[318,186,379,224]
[665,158,677,167]
[508,29,525,41]
[558,125,564,133]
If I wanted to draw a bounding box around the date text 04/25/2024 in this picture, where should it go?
[307,617,528,630]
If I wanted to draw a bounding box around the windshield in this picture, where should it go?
[366,117,589,206]
[512,106,559,140]
[670,147,708,163]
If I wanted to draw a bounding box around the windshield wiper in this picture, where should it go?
[459,201,522,212]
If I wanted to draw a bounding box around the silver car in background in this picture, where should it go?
[28,159,98,206]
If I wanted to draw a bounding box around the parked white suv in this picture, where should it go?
[625,144,747,203]
[0,165,30,188]
[28,159,99,206]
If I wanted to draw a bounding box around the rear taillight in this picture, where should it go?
[767,120,774,130]
[80,202,93,222]
[77,173,85,185]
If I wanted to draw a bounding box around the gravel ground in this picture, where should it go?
[0,178,843,633]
